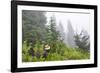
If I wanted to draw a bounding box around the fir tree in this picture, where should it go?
[74,30,90,51]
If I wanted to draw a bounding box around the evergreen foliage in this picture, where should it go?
[74,30,90,51]
[22,11,90,62]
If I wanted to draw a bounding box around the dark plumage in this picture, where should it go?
[28,47,35,57]
[43,50,48,58]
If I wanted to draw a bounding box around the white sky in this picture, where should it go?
[46,12,91,35]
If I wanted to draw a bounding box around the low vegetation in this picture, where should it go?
[22,40,90,62]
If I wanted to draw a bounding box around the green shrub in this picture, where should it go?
[22,40,90,62]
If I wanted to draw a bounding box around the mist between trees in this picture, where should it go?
[22,10,90,62]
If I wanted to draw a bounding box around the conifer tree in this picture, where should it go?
[74,30,90,51]
[48,15,59,53]
[67,20,76,48]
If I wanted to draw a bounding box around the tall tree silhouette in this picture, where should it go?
[22,10,47,44]
[67,20,76,48]
[57,21,65,41]
[48,15,59,53]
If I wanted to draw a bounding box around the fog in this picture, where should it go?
[46,12,90,35]
[45,12,90,48]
